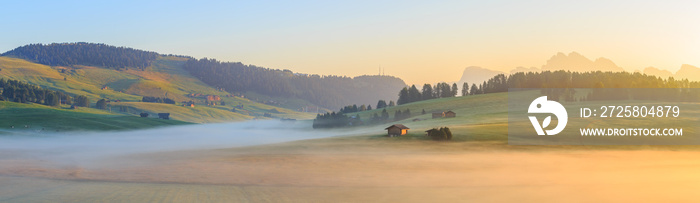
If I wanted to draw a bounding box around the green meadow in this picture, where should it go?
[342,92,509,142]
[0,101,188,131]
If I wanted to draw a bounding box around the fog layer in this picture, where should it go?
[0,120,378,168]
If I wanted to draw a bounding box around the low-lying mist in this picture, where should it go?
[4,121,700,202]
[0,120,381,168]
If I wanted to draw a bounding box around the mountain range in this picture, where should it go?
[644,64,700,81]
[456,52,699,86]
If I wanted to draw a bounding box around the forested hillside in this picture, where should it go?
[183,58,406,109]
[1,43,406,110]
[1,43,162,70]
[0,47,316,124]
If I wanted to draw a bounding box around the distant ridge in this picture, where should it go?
[456,66,504,88]
[673,64,700,81]
[457,52,624,86]
[640,64,700,81]
[643,67,673,79]
[541,52,624,72]
[457,52,700,85]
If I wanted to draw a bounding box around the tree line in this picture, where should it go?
[312,112,364,128]
[338,100,400,113]
[315,106,422,129]
[1,42,160,70]
[507,71,696,89]
[396,75,510,105]
[395,70,700,106]
[508,71,700,101]
[142,96,176,104]
[375,100,395,108]
[397,81,478,105]
[0,78,89,107]
[339,104,374,113]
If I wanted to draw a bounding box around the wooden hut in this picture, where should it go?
[432,112,444,119]
[444,111,456,118]
[385,124,410,137]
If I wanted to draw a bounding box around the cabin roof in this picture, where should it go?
[385,124,410,130]
[444,110,455,114]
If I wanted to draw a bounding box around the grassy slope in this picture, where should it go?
[0,57,142,102]
[0,56,315,124]
[0,101,188,131]
[345,93,509,142]
[112,102,252,123]
[340,91,700,149]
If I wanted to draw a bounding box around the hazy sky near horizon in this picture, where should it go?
[2,0,699,85]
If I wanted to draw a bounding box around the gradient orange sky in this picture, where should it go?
[2,1,699,85]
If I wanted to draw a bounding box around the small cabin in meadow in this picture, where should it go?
[385,124,410,137]
[158,113,170,120]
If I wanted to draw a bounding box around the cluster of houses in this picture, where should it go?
[384,124,452,138]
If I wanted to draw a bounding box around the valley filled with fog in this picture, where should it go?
[0,120,378,169]
[2,121,700,202]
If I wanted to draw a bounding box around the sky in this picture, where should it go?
[1,0,699,85]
